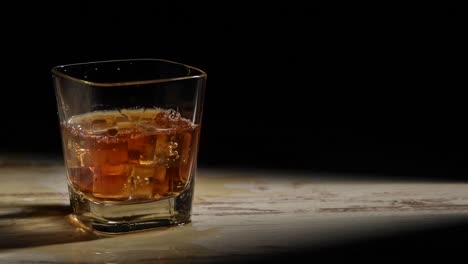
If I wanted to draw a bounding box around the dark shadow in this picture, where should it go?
[193,215,468,264]
[202,164,468,183]
[264,216,468,263]
[0,205,71,219]
[0,205,100,250]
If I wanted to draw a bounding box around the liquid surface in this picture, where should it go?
[62,108,199,202]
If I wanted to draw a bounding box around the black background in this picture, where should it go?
[0,2,466,179]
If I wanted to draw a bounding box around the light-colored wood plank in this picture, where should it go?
[1,165,468,263]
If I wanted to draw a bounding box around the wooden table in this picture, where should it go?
[1,161,468,263]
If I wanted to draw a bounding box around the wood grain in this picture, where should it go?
[1,165,468,263]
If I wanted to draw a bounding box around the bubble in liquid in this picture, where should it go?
[107,128,119,137]
[168,141,179,158]
[144,177,151,185]
[168,109,181,120]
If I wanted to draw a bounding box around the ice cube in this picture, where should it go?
[153,166,168,197]
[115,115,129,123]
[80,118,112,136]
[68,167,93,194]
[92,164,130,199]
[91,119,107,126]
[128,133,156,165]
[128,135,144,164]
[153,134,170,165]
[138,123,158,134]
[66,139,92,168]
[120,108,144,122]
[153,109,193,130]
[90,147,128,165]
[128,165,155,199]
[152,134,182,167]
[166,166,185,194]
[116,121,135,129]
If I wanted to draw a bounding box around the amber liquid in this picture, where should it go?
[62,108,199,203]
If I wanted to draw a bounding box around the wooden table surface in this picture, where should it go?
[1,161,468,263]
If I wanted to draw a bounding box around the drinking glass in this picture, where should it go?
[52,59,206,233]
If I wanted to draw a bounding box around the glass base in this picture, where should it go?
[67,179,194,234]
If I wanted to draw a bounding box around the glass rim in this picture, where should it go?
[51,58,207,87]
